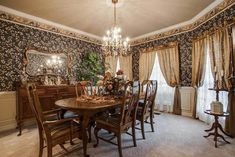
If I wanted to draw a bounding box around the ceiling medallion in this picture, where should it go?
[102,0,130,56]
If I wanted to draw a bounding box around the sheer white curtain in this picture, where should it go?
[196,48,228,125]
[149,55,174,112]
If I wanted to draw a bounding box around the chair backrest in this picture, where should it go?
[75,81,93,97]
[26,83,47,133]
[120,81,140,126]
[148,80,158,112]
[96,82,105,96]
[141,80,149,93]
[141,81,153,115]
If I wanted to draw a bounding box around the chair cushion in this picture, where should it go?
[63,111,79,119]
[96,114,121,127]
[139,99,145,107]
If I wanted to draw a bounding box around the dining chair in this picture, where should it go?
[26,83,81,157]
[75,81,95,142]
[93,81,140,157]
[136,80,158,139]
[138,80,149,105]
[96,82,105,96]
[76,81,93,96]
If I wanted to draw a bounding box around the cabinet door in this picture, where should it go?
[58,86,76,99]
[22,97,34,119]
[39,95,57,111]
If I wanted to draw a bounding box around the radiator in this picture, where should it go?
[180,87,196,117]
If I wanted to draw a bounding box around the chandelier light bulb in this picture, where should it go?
[47,59,51,65]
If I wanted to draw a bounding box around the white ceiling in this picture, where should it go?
[0,0,216,39]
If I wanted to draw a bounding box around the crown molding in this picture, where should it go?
[0,5,102,45]
[131,0,234,46]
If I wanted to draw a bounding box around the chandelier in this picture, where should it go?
[102,0,130,56]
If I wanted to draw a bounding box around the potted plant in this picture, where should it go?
[76,52,104,83]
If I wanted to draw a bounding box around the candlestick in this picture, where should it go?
[221,70,224,77]
[215,73,218,81]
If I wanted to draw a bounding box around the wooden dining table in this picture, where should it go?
[55,95,122,157]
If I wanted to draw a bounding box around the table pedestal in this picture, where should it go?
[204,114,231,147]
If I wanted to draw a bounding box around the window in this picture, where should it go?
[149,55,174,112]
[196,47,228,125]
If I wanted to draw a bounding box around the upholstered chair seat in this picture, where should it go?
[63,111,79,119]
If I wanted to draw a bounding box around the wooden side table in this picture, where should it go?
[204,110,231,147]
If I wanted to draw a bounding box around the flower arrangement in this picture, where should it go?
[104,71,112,81]
[96,80,104,86]
[116,69,124,75]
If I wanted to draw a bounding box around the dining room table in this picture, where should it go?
[55,95,122,157]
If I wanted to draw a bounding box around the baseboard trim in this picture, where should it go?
[0,119,17,132]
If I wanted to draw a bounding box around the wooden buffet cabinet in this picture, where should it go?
[16,83,76,136]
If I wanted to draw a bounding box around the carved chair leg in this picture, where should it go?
[150,113,154,132]
[132,123,137,147]
[70,122,74,145]
[140,120,145,139]
[117,133,123,157]
[39,132,44,157]
[93,127,101,148]
[39,133,44,157]
[47,142,52,157]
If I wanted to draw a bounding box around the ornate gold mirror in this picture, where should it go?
[22,49,71,85]
[25,50,67,76]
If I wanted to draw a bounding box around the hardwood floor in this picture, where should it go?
[0,113,234,157]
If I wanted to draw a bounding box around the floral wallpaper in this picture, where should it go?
[132,4,235,86]
[0,20,103,91]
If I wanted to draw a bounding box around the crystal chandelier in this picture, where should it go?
[102,0,130,56]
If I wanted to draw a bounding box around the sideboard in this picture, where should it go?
[16,83,76,136]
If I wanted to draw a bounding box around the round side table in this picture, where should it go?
[204,110,231,147]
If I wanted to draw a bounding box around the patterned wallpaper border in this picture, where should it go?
[131,0,235,46]
[0,11,102,45]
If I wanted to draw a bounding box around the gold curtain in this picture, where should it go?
[208,27,233,136]
[139,51,156,82]
[226,92,235,137]
[225,24,235,137]
[208,29,231,90]
[157,46,181,115]
[119,55,133,80]
[191,38,208,118]
[105,56,118,75]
